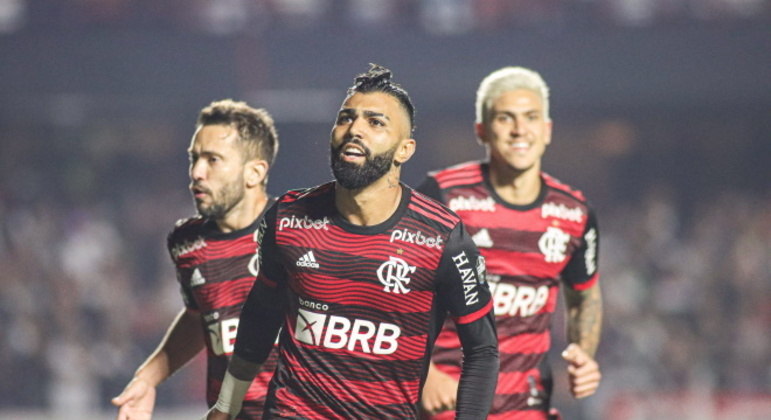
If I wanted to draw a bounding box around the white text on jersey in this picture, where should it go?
[294,308,400,355]
[278,215,330,231]
[390,228,444,249]
[452,251,480,306]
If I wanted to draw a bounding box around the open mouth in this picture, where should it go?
[341,144,367,160]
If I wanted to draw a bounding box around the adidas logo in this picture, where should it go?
[296,251,320,268]
[190,268,206,286]
[472,229,494,248]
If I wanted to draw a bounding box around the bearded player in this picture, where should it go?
[418,67,602,419]
[112,100,280,419]
[204,64,498,420]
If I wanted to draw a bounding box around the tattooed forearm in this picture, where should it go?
[564,283,603,357]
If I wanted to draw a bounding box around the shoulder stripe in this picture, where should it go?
[432,161,484,189]
[453,300,493,325]
[542,172,586,202]
[409,192,458,229]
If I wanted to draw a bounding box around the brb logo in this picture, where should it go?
[377,256,416,294]
[538,227,571,263]
[294,308,400,355]
[208,318,239,356]
[489,283,550,317]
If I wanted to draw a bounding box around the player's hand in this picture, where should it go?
[421,364,459,414]
[111,377,156,420]
[202,407,231,420]
[561,343,601,399]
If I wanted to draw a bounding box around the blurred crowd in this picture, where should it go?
[1,1,769,418]
[1,0,769,35]
[1,109,768,419]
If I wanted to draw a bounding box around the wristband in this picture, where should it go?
[212,370,251,416]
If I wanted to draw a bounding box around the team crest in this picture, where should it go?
[538,226,571,263]
[377,256,415,294]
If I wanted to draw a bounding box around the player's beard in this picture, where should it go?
[330,139,396,190]
[193,175,246,220]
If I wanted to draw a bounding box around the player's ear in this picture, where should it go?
[475,122,487,145]
[245,159,269,188]
[544,120,553,146]
[394,138,416,165]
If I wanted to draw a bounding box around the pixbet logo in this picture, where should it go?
[390,228,444,249]
[278,215,330,231]
[448,195,496,212]
[541,202,584,222]
[294,308,400,355]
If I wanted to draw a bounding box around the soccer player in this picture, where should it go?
[418,67,603,419]
[112,100,280,420]
[204,64,499,420]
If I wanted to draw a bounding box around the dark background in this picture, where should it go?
[1,1,769,419]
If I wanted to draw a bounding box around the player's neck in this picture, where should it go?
[215,192,269,233]
[335,174,402,227]
[489,162,542,206]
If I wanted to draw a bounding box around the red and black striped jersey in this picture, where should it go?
[234,182,495,419]
[167,203,278,420]
[418,161,600,420]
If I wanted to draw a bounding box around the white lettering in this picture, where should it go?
[448,196,496,212]
[389,228,444,250]
[278,215,331,231]
[541,202,584,223]
[171,237,207,259]
[294,309,401,355]
[453,251,480,306]
[208,318,240,356]
[584,228,597,275]
[489,283,550,317]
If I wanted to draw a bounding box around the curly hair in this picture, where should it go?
[347,63,415,134]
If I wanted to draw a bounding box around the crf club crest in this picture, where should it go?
[377,256,415,294]
[538,226,570,263]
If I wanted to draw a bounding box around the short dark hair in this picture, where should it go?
[347,64,415,134]
[196,99,279,168]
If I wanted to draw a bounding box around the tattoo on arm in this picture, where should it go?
[564,283,602,357]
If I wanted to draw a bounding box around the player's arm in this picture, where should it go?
[112,307,205,420]
[561,208,602,398]
[206,205,286,419]
[436,223,498,419]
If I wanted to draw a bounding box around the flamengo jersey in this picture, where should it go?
[168,208,278,420]
[238,182,492,419]
[419,161,599,420]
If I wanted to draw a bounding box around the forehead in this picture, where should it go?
[189,124,240,152]
[491,89,543,112]
[341,92,405,119]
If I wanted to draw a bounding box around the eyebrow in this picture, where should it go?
[339,108,391,121]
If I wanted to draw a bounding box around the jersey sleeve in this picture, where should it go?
[415,175,442,202]
[561,207,600,291]
[234,202,287,364]
[435,222,493,325]
[166,227,199,311]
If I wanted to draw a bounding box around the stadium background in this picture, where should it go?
[0,1,769,419]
